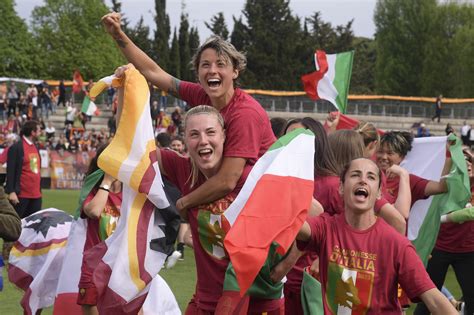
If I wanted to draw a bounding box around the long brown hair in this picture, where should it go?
[328,130,365,170]
[286,117,340,177]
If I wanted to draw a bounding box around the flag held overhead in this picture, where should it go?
[301,50,354,113]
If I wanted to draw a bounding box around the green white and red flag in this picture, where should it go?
[301,50,354,113]
[224,128,315,295]
[81,96,100,116]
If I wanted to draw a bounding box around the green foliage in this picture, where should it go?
[0,0,37,77]
[236,0,304,89]
[153,0,171,69]
[205,12,229,40]
[375,0,474,97]
[178,12,192,81]
[128,16,154,59]
[31,0,125,80]
[169,28,181,78]
[189,26,200,56]
[351,37,376,94]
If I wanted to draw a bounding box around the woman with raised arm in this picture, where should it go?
[102,13,275,221]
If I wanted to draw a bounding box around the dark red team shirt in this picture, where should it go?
[19,138,41,198]
[297,213,435,314]
[161,149,256,311]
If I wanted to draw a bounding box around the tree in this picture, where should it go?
[421,2,474,97]
[351,37,376,94]
[178,11,192,81]
[205,12,229,40]
[189,26,200,56]
[230,16,249,52]
[168,28,180,78]
[237,0,303,89]
[153,0,171,68]
[374,0,437,96]
[31,0,125,80]
[0,0,37,77]
[128,16,154,59]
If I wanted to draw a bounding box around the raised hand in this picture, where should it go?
[101,12,123,39]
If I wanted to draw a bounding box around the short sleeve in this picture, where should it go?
[374,197,389,214]
[295,215,327,255]
[409,174,430,202]
[159,149,191,193]
[397,244,436,302]
[178,81,211,107]
[223,107,264,162]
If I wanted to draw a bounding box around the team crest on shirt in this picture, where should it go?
[326,246,376,314]
[29,154,39,174]
[197,195,234,259]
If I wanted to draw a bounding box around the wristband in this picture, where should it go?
[99,185,110,192]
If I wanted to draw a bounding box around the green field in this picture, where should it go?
[0,189,462,314]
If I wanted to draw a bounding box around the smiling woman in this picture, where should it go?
[296,158,458,315]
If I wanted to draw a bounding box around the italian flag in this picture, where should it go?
[81,96,100,116]
[224,128,315,295]
[402,135,470,266]
[301,50,354,113]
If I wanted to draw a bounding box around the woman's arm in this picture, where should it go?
[378,204,406,235]
[83,174,115,220]
[419,288,458,315]
[102,12,180,96]
[386,165,411,219]
[425,155,452,196]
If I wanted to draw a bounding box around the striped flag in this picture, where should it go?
[89,67,174,314]
[53,169,104,315]
[8,209,73,315]
[402,135,470,265]
[81,96,100,116]
[224,128,315,295]
[301,50,354,113]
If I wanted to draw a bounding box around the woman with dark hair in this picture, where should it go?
[296,158,457,314]
[377,131,450,218]
[77,144,122,315]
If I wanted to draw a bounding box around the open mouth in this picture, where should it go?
[207,79,221,88]
[198,148,213,159]
[354,188,369,199]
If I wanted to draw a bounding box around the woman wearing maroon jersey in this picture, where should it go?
[102,13,275,224]
[297,158,457,314]
[157,105,284,314]
[77,145,122,315]
[376,131,450,218]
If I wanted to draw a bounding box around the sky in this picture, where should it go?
[15,0,377,41]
